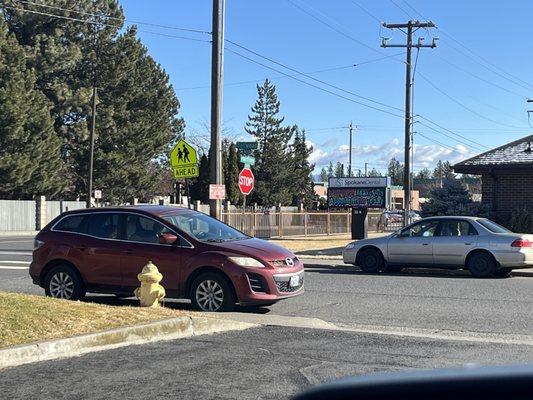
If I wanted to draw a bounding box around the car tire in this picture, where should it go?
[44,265,86,300]
[492,267,512,278]
[385,265,404,273]
[467,252,497,278]
[190,272,235,312]
[358,248,384,273]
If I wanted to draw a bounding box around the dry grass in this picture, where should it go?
[0,292,189,348]
[269,233,388,253]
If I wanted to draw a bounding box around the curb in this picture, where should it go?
[298,255,343,260]
[0,231,37,237]
[0,316,257,370]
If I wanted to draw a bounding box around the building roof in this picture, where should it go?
[454,134,533,174]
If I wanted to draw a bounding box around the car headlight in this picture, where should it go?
[228,256,265,268]
[345,243,355,249]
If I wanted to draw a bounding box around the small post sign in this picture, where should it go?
[240,155,255,166]
[236,141,258,155]
[93,190,102,199]
[209,184,226,200]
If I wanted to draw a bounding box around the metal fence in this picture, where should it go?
[0,200,36,231]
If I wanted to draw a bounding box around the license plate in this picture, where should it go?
[289,275,300,287]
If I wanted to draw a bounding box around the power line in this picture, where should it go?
[176,53,403,90]
[389,0,413,19]
[1,4,211,43]
[416,131,459,151]
[350,0,382,23]
[225,47,404,117]
[286,0,388,56]
[417,120,488,151]
[226,39,404,113]
[417,71,528,129]
[9,0,211,34]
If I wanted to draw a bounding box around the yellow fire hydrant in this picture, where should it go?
[134,261,165,307]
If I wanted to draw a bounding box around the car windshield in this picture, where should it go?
[477,218,512,233]
[164,212,249,242]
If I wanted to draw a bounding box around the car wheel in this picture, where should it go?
[358,248,383,273]
[385,265,404,273]
[44,265,86,300]
[190,272,235,312]
[467,252,497,278]
[492,267,512,278]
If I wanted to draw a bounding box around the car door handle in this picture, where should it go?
[422,243,430,246]
[465,243,472,245]
[76,245,87,251]
[123,249,133,255]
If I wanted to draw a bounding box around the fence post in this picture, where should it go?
[326,212,331,236]
[304,212,308,236]
[346,211,350,234]
[278,211,283,237]
[252,212,257,237]
[35,195,47,230]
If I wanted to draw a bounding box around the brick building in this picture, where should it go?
[454,135,533,223]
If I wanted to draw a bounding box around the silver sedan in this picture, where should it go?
[343,216,533,278]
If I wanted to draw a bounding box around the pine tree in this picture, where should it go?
[416,168,432,181]
[319,168,328,182]
[368,168,382,177]
[190,154,209,203]
[387,157,404,185]
[327,161,335,178]
[225,143,240,204]
[335,162,345,178]
[0,18,65,199]
[421,179,486,217]
[290,129,315,207]
[245,80,293,206]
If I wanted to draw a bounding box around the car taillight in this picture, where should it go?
[33,239,44,250]
[511,238,532,248]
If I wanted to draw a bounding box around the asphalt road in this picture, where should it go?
[2,235,533,399]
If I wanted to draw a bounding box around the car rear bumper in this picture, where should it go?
[493,251,533,268]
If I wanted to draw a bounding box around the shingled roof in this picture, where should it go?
[454,134,533,174]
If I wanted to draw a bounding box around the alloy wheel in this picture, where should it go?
[49,271,75,299]
[195,280,224,311]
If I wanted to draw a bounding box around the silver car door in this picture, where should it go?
[433,219,478,266]
[387,220,439,265]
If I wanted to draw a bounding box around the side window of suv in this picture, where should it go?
[53,215,88,234]
[125,214,173,244]
[86,213,120,239]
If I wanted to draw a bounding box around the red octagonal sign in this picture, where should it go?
[238,167,254,195]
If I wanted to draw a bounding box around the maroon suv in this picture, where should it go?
[30,206,304,311]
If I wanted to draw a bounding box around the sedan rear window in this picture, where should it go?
[477,219,511,233]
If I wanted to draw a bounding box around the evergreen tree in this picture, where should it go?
[319,168,328,182]
[190,154,209,203]
[290,129,315,207]
[245,80,293,206]
[334,162,345,178]
[327,161,334,178]
[416,168,432,181]
[0,18,64,199]
[225,142,240,204]
[368,168,382,177]
[421,179,487,217]
[387,157,404,186]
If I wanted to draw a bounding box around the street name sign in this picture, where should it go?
[93,189,102,199]
[170,139,199,179]
[236,141,258,155]
[240,155,256,166]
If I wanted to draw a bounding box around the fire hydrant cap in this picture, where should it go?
[137,261,163,283]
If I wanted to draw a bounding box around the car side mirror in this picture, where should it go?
[159,233,178,245]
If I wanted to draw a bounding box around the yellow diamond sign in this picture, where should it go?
[170,139,199,179]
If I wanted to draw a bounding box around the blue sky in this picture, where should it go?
[121,0,533,174]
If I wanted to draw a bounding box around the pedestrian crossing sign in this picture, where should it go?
[170,139,199,179]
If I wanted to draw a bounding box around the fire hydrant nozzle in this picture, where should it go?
[134,261,165,307]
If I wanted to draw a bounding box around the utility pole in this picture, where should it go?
[382,20,437,226]
[364,162,368,177]
[348,122,353,177]
[527,99,533,128]
[209,0,225,219]
[86,24,99,208]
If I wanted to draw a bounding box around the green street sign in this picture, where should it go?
[236,141,258,155]
[240,155,255,166]
[170,139,199,179]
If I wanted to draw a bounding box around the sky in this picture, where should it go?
[121,0,533,175]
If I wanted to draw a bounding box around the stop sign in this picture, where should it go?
[238,167,254,195]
